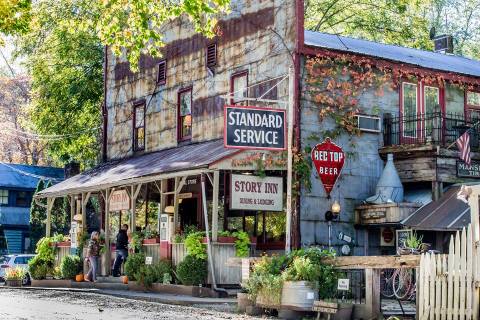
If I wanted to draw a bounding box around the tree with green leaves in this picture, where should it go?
[305,0,433,50]
[30,179,69,250]
[0,0,31,42]
[15,0,103,167]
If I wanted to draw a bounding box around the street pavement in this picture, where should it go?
[0,288,257,319]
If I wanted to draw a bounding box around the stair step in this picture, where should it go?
[96,276,125,283]
[94,283,128,290]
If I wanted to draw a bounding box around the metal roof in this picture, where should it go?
[0,163,64,190]
[304,31,480,78]
[36,139,239,198]
[402,186,470,231]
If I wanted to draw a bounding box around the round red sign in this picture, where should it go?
[382,228,394,243]
[311,138,345,195]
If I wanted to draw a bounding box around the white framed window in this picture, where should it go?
[231,71,248,105]
[0,190,8,205]
[357,114,381,133]
[401,82,418,138]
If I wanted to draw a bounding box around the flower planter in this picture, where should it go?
[256,289,281,309]
[281,281,318,309]
[49,241,71,247]
[5,279,22,287]
[142,238,160,244]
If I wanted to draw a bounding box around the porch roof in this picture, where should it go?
[36,139,239,198]
[402,186,470,231]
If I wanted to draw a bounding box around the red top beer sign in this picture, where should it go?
[311,138,345,195]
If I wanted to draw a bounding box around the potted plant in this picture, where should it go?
[281,256,319,309]
[60,255,82,281]
[398,232,423,255]
[142,229,160,244]
[5,267,26,287]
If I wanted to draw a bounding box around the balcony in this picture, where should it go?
[383,112,480,150]
[380,112,480,184]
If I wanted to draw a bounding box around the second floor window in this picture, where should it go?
[467,91,480,120]
[16,191,28,207]
[231,71,248,104]
[401,82,418,138]
[178,88,192,141]
[133,102,145,151]
[0,190,8,205]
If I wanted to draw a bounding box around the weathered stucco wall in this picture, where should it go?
[105,0,296,160]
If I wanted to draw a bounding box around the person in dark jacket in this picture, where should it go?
[112,224,129,277]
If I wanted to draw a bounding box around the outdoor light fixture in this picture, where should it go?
[164,206,174,214]
[331,200,341,215]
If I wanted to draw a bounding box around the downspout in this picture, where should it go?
[102,45,108,163]
[292,0,305,249]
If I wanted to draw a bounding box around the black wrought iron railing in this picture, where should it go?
[383,112,480,149]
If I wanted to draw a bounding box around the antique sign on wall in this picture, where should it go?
[457,160,480,178]
[110,189,130,211]
[396,229,412,250]
[311,138,345,195]
[230,174,283,211]
[224,105,286,150]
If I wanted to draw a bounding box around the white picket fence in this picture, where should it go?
[418,225,479,320]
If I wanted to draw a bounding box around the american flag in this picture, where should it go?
[456,131,471,165]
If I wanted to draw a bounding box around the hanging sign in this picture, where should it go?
[224,105,286,150]
[110,190,130,211]
[311,138,345,195]
[230,174,283,211]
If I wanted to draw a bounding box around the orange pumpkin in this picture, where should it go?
[121,276,128,284]
[75,274,84,282]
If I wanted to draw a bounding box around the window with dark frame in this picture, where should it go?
[157,59,167,85]
[0,190,8,205]
[206,43,217,71]
[178,88,192,141]
[16,191,28,207]
[231,71,248,105]
[133,102,146,151]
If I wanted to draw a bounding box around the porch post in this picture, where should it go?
[104,188,111,275]
[173,177,180,231]
[158,179,167,233]
[81,192,91,233]
[130,184,142,232]
[69,195,75,223]
[46,197,54,237]
[212,171,220,242]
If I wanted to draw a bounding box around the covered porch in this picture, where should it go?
[34,139,287,285]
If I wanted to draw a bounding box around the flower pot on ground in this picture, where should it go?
[5,267,26,287]
[281,280,319,309]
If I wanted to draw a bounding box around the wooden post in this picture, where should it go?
[285,65,294,253]
[81,192,91,233]
[158,179,167,234]
[104,189,111,276]
[364,268,381,320]
[173,177,180,231]
[69,195,75,223]
[46,197,54,237]
[130,184,142,232]
[212,171,219,242]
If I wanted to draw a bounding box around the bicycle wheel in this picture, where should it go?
[393,268,413,300]
[380,268,395,298]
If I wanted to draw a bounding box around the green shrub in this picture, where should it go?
[60,255,82,279]
[184,232,207,259]
[124,253,145,281]
[29,259,52,280]
[232,231,250,257]
[176,255,207,286]
[134,260,172,288]
[28,236,57,280]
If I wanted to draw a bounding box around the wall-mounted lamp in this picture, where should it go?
[164,206,174,214]
[331,200,341,215]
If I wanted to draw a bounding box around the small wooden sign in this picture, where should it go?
[312,300,338,314]
[337,278,350,291]
[110,190,130,211]
[145,256,153,265]
[178,192,193,199]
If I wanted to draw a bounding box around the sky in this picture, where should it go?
[0,38,25,76]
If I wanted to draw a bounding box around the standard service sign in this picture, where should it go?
[224,105,286,150]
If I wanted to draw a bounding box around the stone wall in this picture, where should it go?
[104,0,296,160]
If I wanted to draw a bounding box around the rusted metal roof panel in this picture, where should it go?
[305,31,480,78]
[37,140,238,198]
[402,186,470,231]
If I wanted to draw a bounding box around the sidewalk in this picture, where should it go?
[0,285,237,306]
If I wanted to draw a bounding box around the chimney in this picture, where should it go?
[64,161,80,179]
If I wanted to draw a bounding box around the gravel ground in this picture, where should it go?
[0,288,261,319]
